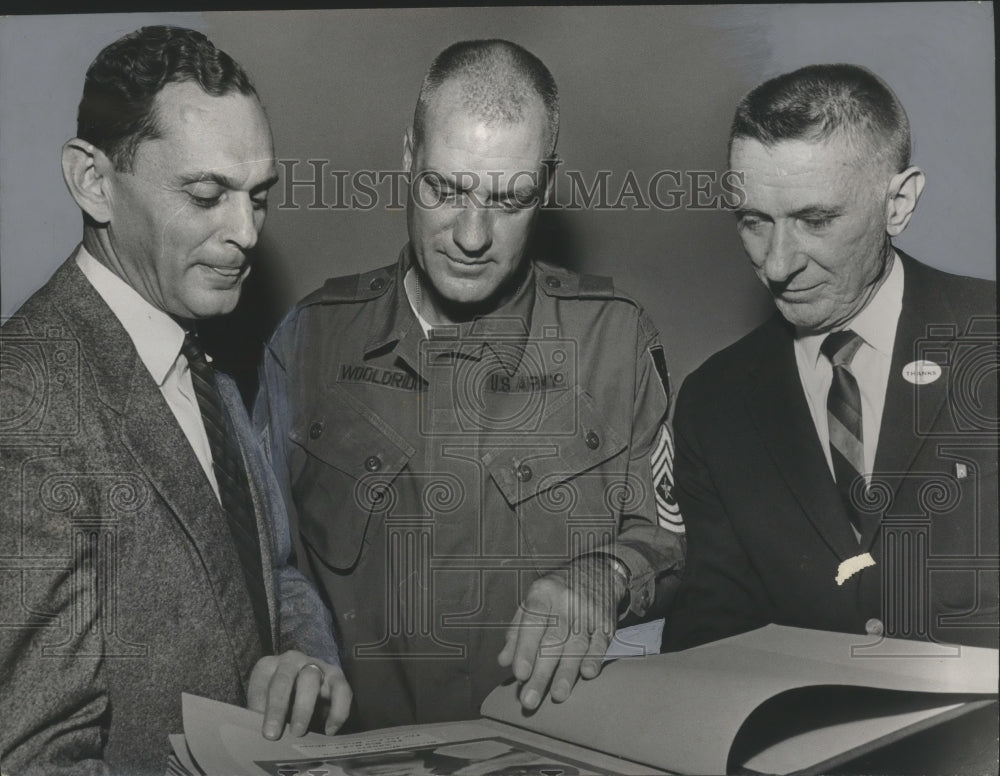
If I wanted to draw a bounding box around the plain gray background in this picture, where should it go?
[1,5,994,396]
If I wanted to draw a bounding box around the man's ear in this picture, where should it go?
[402,127,415,173]
[61,138,114,224]
[885,165,925,237]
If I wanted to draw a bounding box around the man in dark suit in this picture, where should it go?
[0,27,351,774]
[663,64,997,652]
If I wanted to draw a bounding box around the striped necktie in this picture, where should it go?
[821,330,867,537]
[182,332,273,653]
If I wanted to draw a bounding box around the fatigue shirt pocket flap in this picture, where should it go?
[289,383,415,569]
[481,387,626,507]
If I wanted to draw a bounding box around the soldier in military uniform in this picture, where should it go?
[254,39,685,731]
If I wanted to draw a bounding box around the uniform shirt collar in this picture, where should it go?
[797,251,904,365]
[427,258,535,376]
[363,247,416,357]
[371,245,535,375]
[75,244,185,386]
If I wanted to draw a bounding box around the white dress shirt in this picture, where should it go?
[794,252,904,482]
[75,245,220,500]
[404,267,436,336]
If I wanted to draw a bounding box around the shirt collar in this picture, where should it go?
[75,244,186,386]
[797,251,904,366]
[428,259,535,376]
[369,245,536,375]
[363,246,416,357]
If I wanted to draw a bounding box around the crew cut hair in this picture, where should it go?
[729,63,911,172]
[412,39,559,159]
[77,25,258,172]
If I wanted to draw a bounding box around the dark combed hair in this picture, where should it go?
[77,25,258,171]
[413,39,559,159]
[729,63,911,172]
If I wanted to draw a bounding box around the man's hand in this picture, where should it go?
[497,556,627,711]
[248,650,352,739]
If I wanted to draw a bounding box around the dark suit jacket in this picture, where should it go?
[663,252,998,651]
[0,257,337,775]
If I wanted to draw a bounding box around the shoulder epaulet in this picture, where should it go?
[535,263,637,304]
[298,264,395,308]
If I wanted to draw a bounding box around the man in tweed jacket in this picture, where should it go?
[0,26,351,774]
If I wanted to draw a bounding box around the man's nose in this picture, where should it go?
[224,194,260,252]
[452,202,493,256]
[762,221,805,283]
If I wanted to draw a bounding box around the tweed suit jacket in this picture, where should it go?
[0,256,338,775]
[663,252,998,651]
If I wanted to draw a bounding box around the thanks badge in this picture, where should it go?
[902,360,941,385]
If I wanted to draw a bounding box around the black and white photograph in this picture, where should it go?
[0,5,996,775]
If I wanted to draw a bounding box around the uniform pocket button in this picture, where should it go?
[309,421,324,440]
[369,276,387,291]
[585,430,600,450]
[364,455,382,472]
[516,463,533,482]
[544,275,561,289]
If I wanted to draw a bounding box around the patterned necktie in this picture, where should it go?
[821,330,867,537]
[181,332,273,653]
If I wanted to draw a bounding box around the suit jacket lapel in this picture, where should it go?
[53,258,264,671]
[864,252,956,549]
[48,257,135,414]
[744,315,862,561]
[218,373,281,652]
[874,252,953,479]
